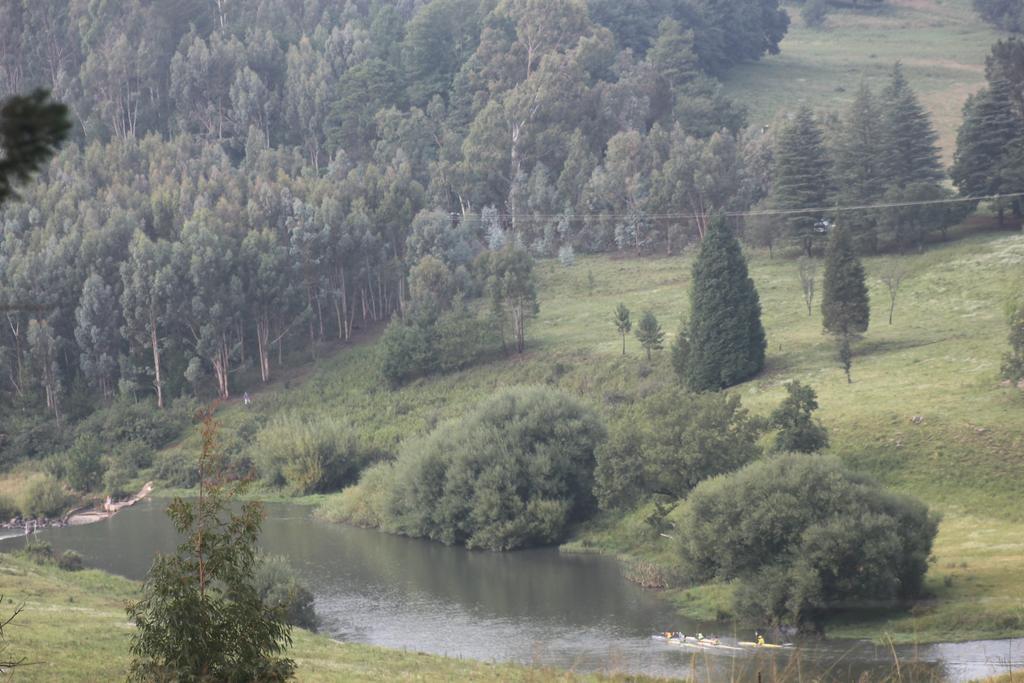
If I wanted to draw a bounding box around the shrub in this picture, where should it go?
[769,381,829,453]
[379,308,501,386]
[253,555,319,631]
[25,539,54,564]
[75,398,192,451]
[0,495,18,522]
[317,463,393,529]
[19,475,71,518]
[152,450,199,488]
[678,454,939,630]
[253,415,372,495]
[594,388,762,510]
[58,550,84,571]
[384,386,606,550]
[65,434,105,492]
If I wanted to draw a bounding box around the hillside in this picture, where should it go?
[724,0,1005,162]
[188,224,1024,644]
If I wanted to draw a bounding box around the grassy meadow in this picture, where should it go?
[177,221,1024,644]
[723,0,1005,163]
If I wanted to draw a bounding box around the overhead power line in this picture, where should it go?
[446,192,1024,224]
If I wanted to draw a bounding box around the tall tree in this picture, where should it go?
[120,233,181,409]
[686,215,767,391]
[771,106,832,257]
[880,63,944,188]
[833,83,886,253]
[74,272,121,400]
[821,224,870,383]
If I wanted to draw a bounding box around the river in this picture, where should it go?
[1,499,1020,681]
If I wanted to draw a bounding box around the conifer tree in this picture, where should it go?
[952,77,1024,224]
[833,83,885,253]
[880,63,944,188]
[821,224,870,383]
[686,216,767,391]
[613,303,631,355]
[635,310,664,360]
[771,106,832,256]
[671,319,691,381]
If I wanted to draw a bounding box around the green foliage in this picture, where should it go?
[58,550,84,572]
[771,106,832,256]
[670,319,691,381]
[613,303,632,355]
[253,415,374,495]
[382,386,606,551]
[594,388,762,509]
[127,411,294,681]
[822,224,870,381]
[64,434,105,493]
[769,381,829,453]
[75,399,191,451]
[0,495,18,521]
[24,539,53,565]
[153,450,200,488]
[634,310,664,360]
[254,555,319,632]
[678,454,940,629]
[378,307,502,387]
[1001,298,1024,382]
[880,63,945,188]
[19,475,70,519]
[0,89,70,206]
[685,216,766,391]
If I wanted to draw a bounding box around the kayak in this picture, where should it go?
[679,640,742,652]
[738,641,793,650]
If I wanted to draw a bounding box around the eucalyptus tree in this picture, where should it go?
[120,232,182,408]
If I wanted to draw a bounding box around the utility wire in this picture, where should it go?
[445,192,1024,223]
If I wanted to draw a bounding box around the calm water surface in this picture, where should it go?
[2,499,1020,681]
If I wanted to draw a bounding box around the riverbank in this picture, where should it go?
[0,553,664,682]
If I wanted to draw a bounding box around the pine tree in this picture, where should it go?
[952,77,1024,224]
[833,83,886,253]
[635,310,664,360]
[771,106,832,257]
[686,216,767,391]
[0,90,70,207]
[613,303,631,355]
[880,63,944,188]
[821,224,870,383]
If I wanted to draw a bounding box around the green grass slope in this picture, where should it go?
[723,0,1005,163]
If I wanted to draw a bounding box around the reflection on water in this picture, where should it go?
[1,499,1019,681]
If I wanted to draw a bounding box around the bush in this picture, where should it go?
[594,388,762,510]
[58,550,84,571]
[253,555,319,631]
[64,434,105,492]
[152,450,199,488]
[0,495,18,522]
[383,386,606,550]
[75,398,192,451]
[253,415,373,495]
[379,308,501,386]
[24,539,54,565]
[19,475,71,518]
[769,381,829,453]
[678,454,939,630]
[317,463,393,529]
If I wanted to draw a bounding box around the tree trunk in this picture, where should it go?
[621,331,626,355]
[149,313,164,409]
